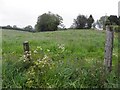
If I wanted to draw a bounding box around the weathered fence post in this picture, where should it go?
[23,41,29,52]
[23,41,31,60]
[104,25,114,72]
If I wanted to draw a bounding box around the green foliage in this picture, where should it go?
[99,16,108,30]
[74,14,94,29]
[13,25,17,29]
[24,25,33,31]
[108,15,118,25]
[99,15,120,30]
[2,29,118,88]
[74,15,87,29]
[87,15,94,29]
[118,16,120,25]
[0,29,2,89]
[113,25,120,32]
[35,12,63,32]
[24,46,55,88]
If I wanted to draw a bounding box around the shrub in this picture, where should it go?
[113,25,120,32]
[35,12,63,32]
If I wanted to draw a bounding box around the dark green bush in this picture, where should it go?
[113,25,120,32]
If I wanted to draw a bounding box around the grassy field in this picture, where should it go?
[0,29,2,89]
[2,29,119,88]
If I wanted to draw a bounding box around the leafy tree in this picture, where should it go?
[87,15,94,29]
[13,25,17,29]
[99,16,108,30]
[35,12,63,31]
[6,25,12,28]
[74,15,87,29]
[118,16,120,25]
[24,25,33,31]
[108,15,118,25]
[99,15,119,26]
[74,14,94,29]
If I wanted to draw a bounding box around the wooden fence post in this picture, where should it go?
[104,25,114,72]
[23,41,29,52]
[23,41,31,60]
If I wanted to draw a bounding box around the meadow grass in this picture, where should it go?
[2,29,119,88]
[0,29,2,89]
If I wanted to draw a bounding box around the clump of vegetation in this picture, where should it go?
[113,25,120,32]
[35,12,63,32]
[73,14,94,29]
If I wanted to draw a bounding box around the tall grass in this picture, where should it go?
[0,29,2,89]
[2,29,118,88]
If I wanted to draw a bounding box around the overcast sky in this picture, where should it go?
[0,0,119,28]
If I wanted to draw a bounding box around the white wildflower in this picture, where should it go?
[26,53,31,57]
[58,44,65,52]
[113,53,118,57]
[50,67,52,69]
[47,49,50,52]
[23,59,26,62]
[34,50,38,53]
[37,46,42,50]
[41,72,43,74]
[42,54,48,60]
[37,59,41,61]
[23,55,26,58]
[42,65,44,67]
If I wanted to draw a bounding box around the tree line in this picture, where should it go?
[35,12,120,31]
[1,25,35,32]
[1,12,120,32]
